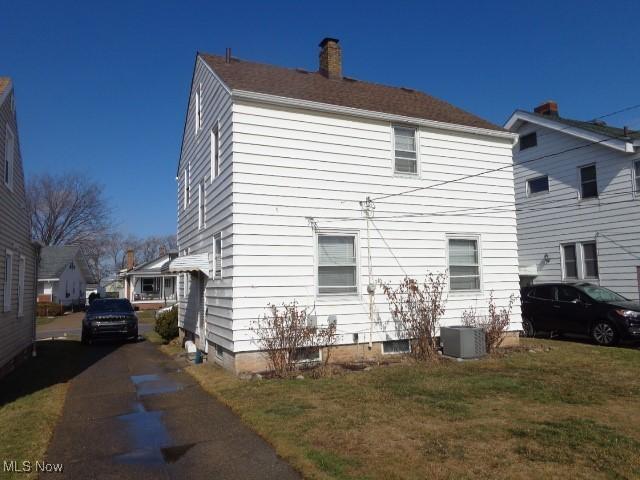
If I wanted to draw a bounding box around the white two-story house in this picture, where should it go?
[506,101,640,300]
[171,38,522,373]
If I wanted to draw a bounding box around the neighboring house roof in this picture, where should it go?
[505,108,639,153]
[123,252,178,276]
[38,246,95,283]
[200,53,502,132]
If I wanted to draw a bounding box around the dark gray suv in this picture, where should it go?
[81,299,138,344]
[521,283,640,346]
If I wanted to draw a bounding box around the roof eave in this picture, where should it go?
[232,89,517,142]
[505,111,633,153]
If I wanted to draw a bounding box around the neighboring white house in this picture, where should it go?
[170,38,522,373]
[506,101,640,300]
[120,250,178,310]
[37,246,93,308]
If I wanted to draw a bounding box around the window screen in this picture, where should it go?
[318,235,357,295]
[580,165,598,199]
[527,175,549,195]
[582,242,599,278]
[448,239,480,290]
[563,244,578,278]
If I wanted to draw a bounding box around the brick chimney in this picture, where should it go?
[534,101,559,117]
[126,249,135,270]
[318,37,342,80]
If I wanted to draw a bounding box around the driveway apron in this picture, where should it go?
[45,340,300,479]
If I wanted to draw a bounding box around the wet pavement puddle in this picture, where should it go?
[114,374,191,466]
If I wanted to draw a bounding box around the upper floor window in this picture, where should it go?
[195,83,202,134]
[448,238,480,291]
[527,175,549,196]
[4,124,14,190]
[182,170,187,210]
[214,233,222,278]
[580,165,598,199]
[317,234,357,295]
[634,160,640,194]
[393,126,417,175]
[211,125,219,181]
[519,132,537,151]
[198,181,205,229]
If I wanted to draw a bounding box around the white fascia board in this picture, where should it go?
[0,79,12,106]
[505,111,632,153]
[232,90,517,143]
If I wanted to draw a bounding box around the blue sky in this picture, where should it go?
[3,0,639,237]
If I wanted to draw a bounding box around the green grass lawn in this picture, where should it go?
[0,341,82,480]
[136,309,158,324]
[183,339,640,480]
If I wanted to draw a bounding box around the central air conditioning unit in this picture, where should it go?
[440,326,486,359]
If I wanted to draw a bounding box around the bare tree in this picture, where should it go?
[28,173,112,247]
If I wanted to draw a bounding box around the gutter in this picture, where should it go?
[232,89,518,143]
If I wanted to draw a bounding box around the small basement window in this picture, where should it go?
[215,344,224,359]
[293,347,320,363]
[519,132,537,151]
[527,175,549,195]
[382,340,410,354]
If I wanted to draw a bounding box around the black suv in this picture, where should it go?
[82,299,139,344]
[521,283,640,346]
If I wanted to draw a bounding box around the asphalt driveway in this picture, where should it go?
[44,339,299,479]
[36,312,153,340]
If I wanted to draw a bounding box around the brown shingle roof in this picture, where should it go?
[0,77,11,96]
[200,54,502,132]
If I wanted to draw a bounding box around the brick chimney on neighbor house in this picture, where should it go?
[319,37,342,80]
[534,100,559,117]
[126,249,135,270]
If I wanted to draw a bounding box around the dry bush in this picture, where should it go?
[461,291,515,353]
[379,273,447,362]
[252,302,338,378]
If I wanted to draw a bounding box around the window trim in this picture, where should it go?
[561,243,578,280]
[560,240,599,281]
[4,249,14,312]
[4,124,15,191]
[446,234,482,293]
[211,123,219,183]
[578,163,598,200]
[315,230,360,298]
[381,339,411,355]
[194,82,202,135]
[581,241,599,279]
[391,125,420,177]
[633,159,640,198]
[198,181,205,229]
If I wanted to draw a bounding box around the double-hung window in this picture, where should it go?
[448,238,480,291]
[198,181,205,229]
[580,165,598,199]
[582,242,599,278]
[4,250,13,312]
[393,126,418,175]
[634,160,640,194]
[211,125,219,181]
[214,233,222,278]
[562,244,578,279]
[4,125,14,190]
[317,234,357,295]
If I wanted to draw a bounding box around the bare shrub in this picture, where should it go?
[379,273,447,362]
[461,291,515,353]
[252,302,338,378]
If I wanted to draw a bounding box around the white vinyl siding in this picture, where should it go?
[579,164,598,199]
[3,250,13,312]
[448,238,481,291]
[195,83,202,134]
[317,234,357,295]
[4,124,14,190]
[393,126,417,175]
